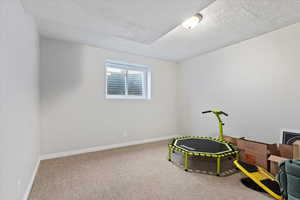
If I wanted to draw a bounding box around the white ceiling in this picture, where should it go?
[21,0,214,44]
[22,0,300,61]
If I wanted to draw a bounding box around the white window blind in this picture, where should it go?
[105,60,151,99]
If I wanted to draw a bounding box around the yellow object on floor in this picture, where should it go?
[234,160,283,200]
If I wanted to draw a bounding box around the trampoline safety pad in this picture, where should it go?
[168,136,239,176]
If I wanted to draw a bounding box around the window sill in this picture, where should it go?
[105,95,151,100]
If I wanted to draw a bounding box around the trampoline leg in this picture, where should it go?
[184,153,188,171]
[217,157,221,176]
[168,146,172,161]
[235,152,239,161]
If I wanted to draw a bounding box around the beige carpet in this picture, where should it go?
[29,141,271,200]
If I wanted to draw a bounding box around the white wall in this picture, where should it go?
[179,22,300,144]
[0,0,40,199]
[40,37,179,155]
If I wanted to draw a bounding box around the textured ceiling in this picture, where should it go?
[22,0,300,61]
[21,0,214,44]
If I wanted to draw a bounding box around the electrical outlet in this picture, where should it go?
[123,131,128,137]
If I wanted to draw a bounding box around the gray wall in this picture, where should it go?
[179,22,300,143]
[0,0,40,199]
[40,37,179,155]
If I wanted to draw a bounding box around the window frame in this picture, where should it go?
[105,60,151,100]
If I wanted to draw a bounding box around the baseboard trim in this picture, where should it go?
[23,159,40,200]
[40,135,179,160]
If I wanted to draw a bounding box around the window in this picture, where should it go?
[105,60,151,99]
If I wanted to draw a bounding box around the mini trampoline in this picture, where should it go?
[168,110,239,176]
[168,136,238,176]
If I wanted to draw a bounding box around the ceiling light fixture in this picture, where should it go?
[182,13,203,30]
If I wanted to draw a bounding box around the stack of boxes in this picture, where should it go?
[224,136,300,175]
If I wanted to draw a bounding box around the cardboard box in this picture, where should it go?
[237,138,271,169]
[268,142,295,175]
[293,140,300,159]
[268,155,289,175]
[226,137,296,174]
[223,135,238,146]
[278,144,293,159]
